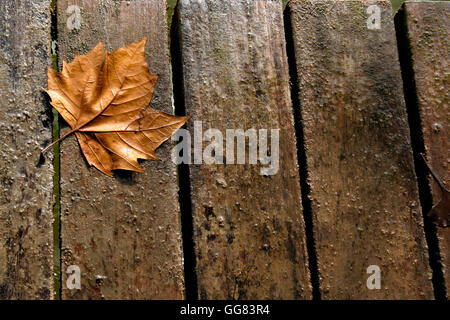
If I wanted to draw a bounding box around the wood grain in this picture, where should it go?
[175,0,312,299]
[57,0,184,299]
[288,0,434,299]
[397,1,449,297]
[0,0,54,299]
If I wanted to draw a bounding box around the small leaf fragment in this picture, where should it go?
[421,153,450,228]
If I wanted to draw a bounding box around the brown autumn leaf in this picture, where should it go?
[42,38,189,176]
[421,153,449,228]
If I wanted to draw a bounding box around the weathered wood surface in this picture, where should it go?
[397,1,449,296]
[288,0,433,299]
[0,0,54,299]
[175,0,312,299]
[57,0,184,299]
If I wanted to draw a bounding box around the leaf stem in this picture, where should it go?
[41,127,78,154]
[420,153,446,191]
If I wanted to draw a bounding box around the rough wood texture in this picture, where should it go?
[288,0,433,299]
[57,0,184,299]
[398,1,449,295]
[176,0,312,299]
[0,0,54,299]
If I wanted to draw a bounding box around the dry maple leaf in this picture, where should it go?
[421,153,449,228]
[42,38,189,176]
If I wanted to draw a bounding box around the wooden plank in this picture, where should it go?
[57,0,184,299]
[396,1,449,296]
[0,0,54,299]
[287,0,434,299]
[175,0,312,299]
